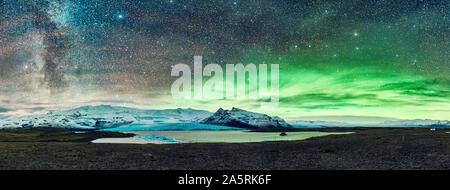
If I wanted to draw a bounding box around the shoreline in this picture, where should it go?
[91,130,354,144]
[0,127,448,169]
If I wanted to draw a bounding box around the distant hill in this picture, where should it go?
[287,118,450,128]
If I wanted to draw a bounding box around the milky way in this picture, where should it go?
[0,0,449,119]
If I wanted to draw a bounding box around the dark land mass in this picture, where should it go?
[0,127,448,170]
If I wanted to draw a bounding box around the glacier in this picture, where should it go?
[100,123,244,132]
[0,105,448,130]
[0,105,212,130]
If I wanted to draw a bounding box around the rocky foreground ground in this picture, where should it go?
[0,127,448,170]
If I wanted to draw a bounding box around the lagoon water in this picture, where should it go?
[92,130,353,144]
[92,123,353,144]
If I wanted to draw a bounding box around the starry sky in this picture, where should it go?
[0,0,449,120]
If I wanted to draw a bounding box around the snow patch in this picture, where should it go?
[201,107,292,129]
[287,119,450,128]
[0,105,212,130]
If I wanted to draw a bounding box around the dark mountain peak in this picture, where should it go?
[201,108,291,129]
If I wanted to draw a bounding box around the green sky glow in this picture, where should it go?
[170,12,449,120]
[1,1,448,120]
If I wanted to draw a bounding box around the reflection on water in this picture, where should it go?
[92,131,353,144]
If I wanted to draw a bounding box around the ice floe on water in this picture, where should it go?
[100,123,244,132]
[92,131,354,144]
[91,137,151,144]
[135,134,177,143]
[92,134,178,144]
[106,131,355,144]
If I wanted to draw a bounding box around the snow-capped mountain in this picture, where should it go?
[373,119,450,127]
[200,107,292,129]
[287,120,356,127]
[1,105,447,130]
[286,119,450,128]
[0,105,212,130]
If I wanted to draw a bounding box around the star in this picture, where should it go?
[0,0,446,121]
[115,13,125,21]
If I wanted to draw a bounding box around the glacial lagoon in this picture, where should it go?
[92,130,353,144]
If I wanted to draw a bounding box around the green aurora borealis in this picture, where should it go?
[0,0,449,120]
[171,2,450,120]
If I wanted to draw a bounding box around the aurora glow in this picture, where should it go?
[0,0,448,120]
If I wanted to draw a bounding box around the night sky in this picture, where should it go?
[0,0,448,120]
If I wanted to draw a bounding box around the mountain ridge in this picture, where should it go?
[200,107,292,129]
[0,105,448,130]
[0,105,212,130]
